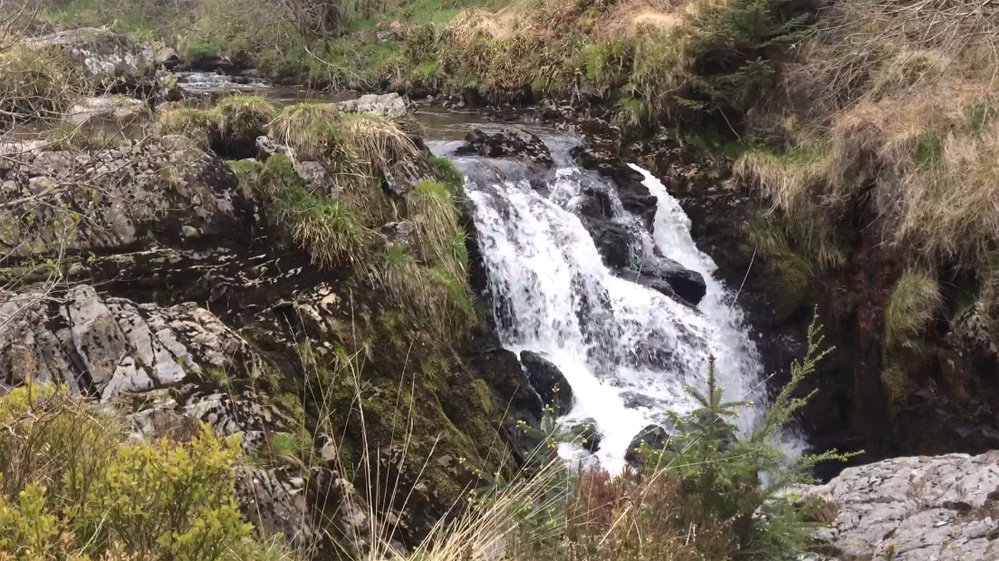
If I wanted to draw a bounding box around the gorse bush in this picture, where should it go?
[0,384,287,561]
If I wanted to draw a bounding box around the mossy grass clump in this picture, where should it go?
[158,95,275,158]
[268,102,341,160]
[429,155,465,197]
[886,270,942,348]
[257,154,370,267]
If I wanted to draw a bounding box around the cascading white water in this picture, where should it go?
[453,137,774,471]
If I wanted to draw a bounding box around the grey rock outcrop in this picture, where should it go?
[0,135,243,254]
[338,92,409,119]
[26,28,155,88]
[805,452,999,561]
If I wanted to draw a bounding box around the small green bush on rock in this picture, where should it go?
[0,384,287,561]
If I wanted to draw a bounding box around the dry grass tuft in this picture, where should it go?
[741,0,999,268]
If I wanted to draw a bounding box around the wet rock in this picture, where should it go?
[65,95,147,126]
[457,128,553,166]
[571,143,656,229]
[519,350,573,415]
[570,418,601,452]
[26,28,155,90]
[625,424,672,466]
[635,255,707,306]
[586,220,706,306]
[338,92,409,119]
[803,451,999,561]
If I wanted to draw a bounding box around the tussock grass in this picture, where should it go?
[885,270,941,348]
[741,0,999,269]
[258,154,369,267]
[337,114,424,180]
[215,94,277,141]
[268,102,341,160]
[407,180,468,275]
[367,181,476,345]
[158,95,276,154]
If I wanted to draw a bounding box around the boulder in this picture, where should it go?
[634,254,707,306]
[25,28,155,89]
[256,135,294,161]
[519,350,573,416]
[457,128,553,166]
[338,93,409,119]
[803,452,999,561]
[625,424,672,466]
[64,95,148,126]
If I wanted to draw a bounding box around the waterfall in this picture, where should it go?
[446,138,773,471]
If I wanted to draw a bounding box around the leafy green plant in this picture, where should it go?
[0,384,288,561]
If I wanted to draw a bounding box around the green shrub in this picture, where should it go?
[0,384,287,561]
[638,319,846,560]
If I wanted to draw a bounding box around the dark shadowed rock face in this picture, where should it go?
[804,452,999,561]
[458,128,554,166]
[519,350,573,415]
[584,219,706,307]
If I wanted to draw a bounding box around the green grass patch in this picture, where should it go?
[886,270,941,348]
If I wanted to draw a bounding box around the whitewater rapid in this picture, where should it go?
[454,138,774,471]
